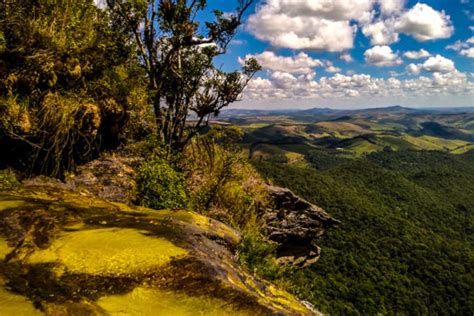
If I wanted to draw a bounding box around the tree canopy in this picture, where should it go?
[105,0,261,151]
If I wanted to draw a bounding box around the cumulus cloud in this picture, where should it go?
[395,3,453,41]
[247,1,454,52]
[243,70,473,103]
[247,13,356,52]
[446,40,469,51]
[326,65,342,73]
[239,51,323,74]
[246,0,375,52]
[364,45,402,66]
[362,19,399,45]
[340,53,354,63]
[378,0,406,15]
[403,49,431,59]
[460,47,474,58]
[268,0,377,21]
[423,55,455,72]
[407,55,456,74]
[446,37,474,58]
[406,63,421,75]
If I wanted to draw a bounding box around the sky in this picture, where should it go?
[208,0,474,109]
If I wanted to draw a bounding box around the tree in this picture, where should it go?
[105,0,261,152]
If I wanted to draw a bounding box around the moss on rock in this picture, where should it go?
[0,185,317,315]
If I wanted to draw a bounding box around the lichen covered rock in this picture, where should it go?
[0,185,318,315]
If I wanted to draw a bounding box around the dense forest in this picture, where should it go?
[255,149,474,315]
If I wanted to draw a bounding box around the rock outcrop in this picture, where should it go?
[0,184,318,315]
[264,185,340,268]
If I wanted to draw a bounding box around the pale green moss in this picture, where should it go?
[171,210,241,245]
[111,202,241,245]
[0,200,30,212]
[28,228,188,276]
[0,237,13,260]
[225,270,314,315]
[97,287,252,316]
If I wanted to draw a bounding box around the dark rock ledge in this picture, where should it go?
[264,185,340,268]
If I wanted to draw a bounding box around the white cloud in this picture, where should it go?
[246,0,376,52]
[247,14,356,51]
[340,53,354,63]
[326,65,342,73]
[243,70,473,104]
[422,55,456,73]
[378,0,406,15]
[446,40,469,51]
[362,19,399,45]
[407,63,421,75]
[364,45,402,66]
[247,1,455,52]
[408,55,456,74]
[239,51,323,74]
[403,49,431,59]
[460,47,474,58]
[446,38,474,58]
[270,71,298,89]
[270,0,377,21]
[395,3,454,41]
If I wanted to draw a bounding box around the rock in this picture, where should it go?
[264,185,340,268]
[0,185,319,315]
[64,146,142,204]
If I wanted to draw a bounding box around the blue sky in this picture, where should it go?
[207,0,474,109]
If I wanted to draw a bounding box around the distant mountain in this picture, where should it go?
[353,105,418,113]
[220,105,474,120]
[292,107,341,116]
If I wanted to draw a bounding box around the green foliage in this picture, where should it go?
[0,0,140,177]
[255,150,474,315]
[107,0,260,151]
[183,126,269,228]
[135,155,187,210]
[0,169,19,189]
[236,232,284,280]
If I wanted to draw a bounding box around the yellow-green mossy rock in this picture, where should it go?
[0,185,318,315]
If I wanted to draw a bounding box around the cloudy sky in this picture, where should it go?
[209,0,474,109]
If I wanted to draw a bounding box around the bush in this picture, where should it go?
[0,0,136,177]
[135,156,187,210]
[0,169,19,189]
[236,232,284,280]
[183,126,269,228]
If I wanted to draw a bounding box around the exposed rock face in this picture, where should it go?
[0,184,319,315]
[64,146,142,204]
[264,185,340,268]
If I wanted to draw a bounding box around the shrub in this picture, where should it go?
[0,169,19,189]
[135,156,187,210]
[183,126,269,228]
[236,232,284,280]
